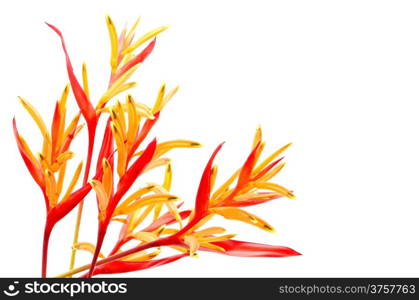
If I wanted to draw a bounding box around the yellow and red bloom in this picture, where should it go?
[14,16,300,278]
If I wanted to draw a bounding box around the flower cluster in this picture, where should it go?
[14,16,300,278]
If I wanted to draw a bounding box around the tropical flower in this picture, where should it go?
[14,16,300,278]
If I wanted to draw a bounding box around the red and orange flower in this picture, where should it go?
[13,16,300,278]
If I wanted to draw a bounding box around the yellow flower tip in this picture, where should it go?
[110,121,119,134]
[127,94,134,103]
[110,108,118,120]
[288,191,296,200]
[190,142,202,147]
[156,225,166,235]
[264,224,276,233]
[147,184,156,190]
[102,158,110,169]
[191,252,199,258]
[105,15,114,26]
[17,96,25,104]
[248,215,258,223]
[37,152,45,160]
[88,179,100,187]
[147,252,160,260]
[168,196,179,201]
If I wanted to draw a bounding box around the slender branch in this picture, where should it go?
[68,132,95,272]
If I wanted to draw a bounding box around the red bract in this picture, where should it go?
[15,16,300,278]
[193,143,224,220]
[210,240,301,258]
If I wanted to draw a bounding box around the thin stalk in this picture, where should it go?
[68,131,95,272]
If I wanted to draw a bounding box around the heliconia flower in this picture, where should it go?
[192,143,225,221]
[16,16,300,278]
[210,207,275,233]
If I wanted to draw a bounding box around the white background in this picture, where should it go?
[0,0,418,277]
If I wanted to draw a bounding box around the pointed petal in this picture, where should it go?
[51,101,62,155]
[122,26,166,54]
[96,118,114,174]
[253,182,296,199]
[236,142,261,190]
[152,82,165,114]
[194,143,224,219]
[252,125,262,149]
[128,112,159,159]
[48,183,92,224]
[253,143,292,174]
[59,113,81,154]
[252,158,284,181]
[194,227,226,237]
[117,184,156,213]
[18,97,50,141]
[163,163,172,191]
[60,161,83,203]
[126,17,141,45]
[131,232,158,243]
[230,193,283,207]
[102,159,113,198]
[82,62,90,99]
[118,195,179,216]
[184,235,199,256]
[210,240,301,258]
[90,179,110,221]
[152,140,202,158]
[106,15,119,73]
[126,94,140,146]
[211,207,275,232]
